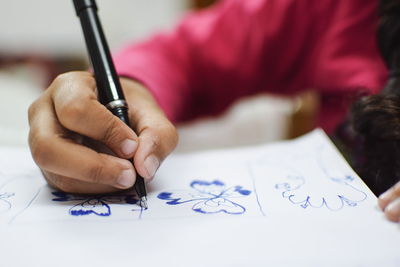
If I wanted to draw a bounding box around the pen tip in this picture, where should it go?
[139,197,148,209]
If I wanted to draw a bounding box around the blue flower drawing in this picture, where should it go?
[157,180,251,215]
[0,192,14,213]
[52,191,138,217]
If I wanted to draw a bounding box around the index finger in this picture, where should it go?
[29,91,137,189]
[51,72,139,158]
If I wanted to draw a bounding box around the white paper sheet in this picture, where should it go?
[0,129,399,267]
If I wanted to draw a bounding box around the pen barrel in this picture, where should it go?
[73,0,147,201]
[134,176,147,198]
[73,0,125,106]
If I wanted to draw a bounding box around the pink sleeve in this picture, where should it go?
[114,0,388,133]
[113,0,302,123]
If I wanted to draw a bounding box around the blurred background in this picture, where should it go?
[0,0,315,152]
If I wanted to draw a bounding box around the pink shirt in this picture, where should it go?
[114,0,388,133]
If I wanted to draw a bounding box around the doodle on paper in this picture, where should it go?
[157,180,251,215]
[52,191,139,217]
[0,192,15,213]
[272,145,367,211]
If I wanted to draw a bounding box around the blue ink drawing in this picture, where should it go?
[0,192,15,213]
[52,191,138,217]
[274,174,367,211]
[273,145,367,211]
[157,180,251,215]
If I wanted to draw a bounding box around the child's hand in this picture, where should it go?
[378,181,400,223]
[28,71,178,194]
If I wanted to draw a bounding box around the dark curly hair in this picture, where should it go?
[350,0,400,195]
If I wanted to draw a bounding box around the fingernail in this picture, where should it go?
[117,169,136,188]
[386,198,400,215]
[386,198,400,213]
[379,190,392,202]
[144,155,159,179]
[121,139,137,156]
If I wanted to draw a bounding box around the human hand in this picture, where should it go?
[28,71,178,194]
[378,181,400,223]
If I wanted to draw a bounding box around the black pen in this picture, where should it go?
[73,0,148,208]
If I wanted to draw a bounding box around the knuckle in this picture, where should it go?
[102,117,123,144]
[28,95,48,125]
[54,72,80,83]
[58,101,85,126]
[30,134,52,169]
[141,120,179,156]
[27,100,38,123]
[54,72,73,84]
[53,72,95,96]
[160,122,179,150]
[88,161,106,184]
[149,132,161,149]
[53,71,96,86]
